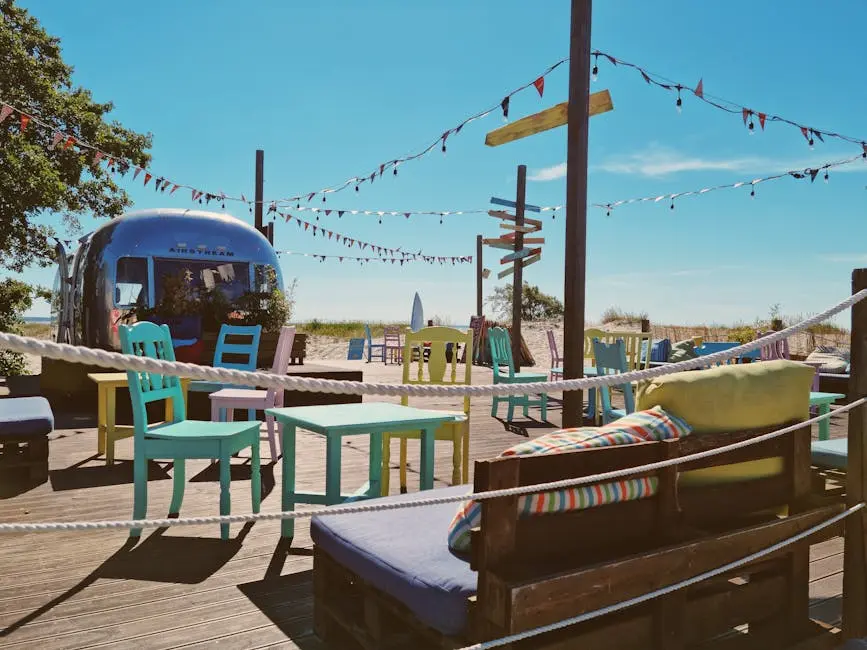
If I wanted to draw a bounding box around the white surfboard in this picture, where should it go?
[410,292,424,332]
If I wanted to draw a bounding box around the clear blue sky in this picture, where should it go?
[8,0,867,327]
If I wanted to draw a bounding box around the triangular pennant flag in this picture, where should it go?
[758,112,766,130]
[312,225,318,235]
[0,105,13,123]
[170,184,180,194]
[814,131,825,143]
[328,231,333,239]
[800,126,810,141]
[533,76,544,97]
[325,209,331,216]
[63,136,76,149]
[742,108,750,125]
[641,70,651,84]
[693,78,703,98]
[338,210,345,218]
[19,114,30,131]
[241,194,246,203]
[500,96,510,119]
[134,167,143,180]
[863,142,867,157]
[809,169,819,182]
[307,193,315,202]
[49,132,64,149]
[93,151,104,166]
[303,222,309,231]
[143,172,152,186]
[379,164,385,176]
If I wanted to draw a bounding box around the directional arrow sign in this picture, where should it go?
[483,239,514,250]
[485,89,614,147]
[500,222,541,233]
[488,210,543,228]
[498,251,543,278]
[501,247,542,264]
[490,196,542,213]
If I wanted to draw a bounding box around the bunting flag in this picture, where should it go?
[286,204,564,220]
[281,211,424,259]
[595,154,865,215]
[276,250,472,265]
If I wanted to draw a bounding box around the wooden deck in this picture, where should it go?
[0,360,852,648]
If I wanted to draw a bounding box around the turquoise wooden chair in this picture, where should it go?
[119,321,262,540]
[488,327,548,421]
[187,323,262,421]
[592,337,635,424]
[365,324,385,362]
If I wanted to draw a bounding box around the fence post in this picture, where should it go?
[843,267,867,638]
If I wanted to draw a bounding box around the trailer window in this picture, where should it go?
[254,264,278,293]
[115,257,148,307]
[154,259,250,304]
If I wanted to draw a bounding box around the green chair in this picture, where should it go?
[488,327,548,421]
[592,337,635,424]
[118,321,262,540]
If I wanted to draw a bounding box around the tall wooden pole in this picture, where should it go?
[254,149,264,236]
[476,235,484,316]
[511,164,527,371]
[843,267,867,638]
[561,0,593,427]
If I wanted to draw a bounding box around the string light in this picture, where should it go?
[675,86,682,114]
[591,53,599,82]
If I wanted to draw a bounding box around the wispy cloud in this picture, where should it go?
[528,145,866,181]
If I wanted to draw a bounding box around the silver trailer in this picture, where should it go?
[51,208,283,351]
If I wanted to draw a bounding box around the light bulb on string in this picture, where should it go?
[748,119,755,135]
[824,170,830,183]
[591,53,599,82]
[675,86,682,114]
[750,186,756,199]
[670,199,675,211]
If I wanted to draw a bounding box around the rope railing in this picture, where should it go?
[457,503,866,650]
[0,398,860,533]
[0,288,864,397]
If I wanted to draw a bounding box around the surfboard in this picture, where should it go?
[410,292,424,332]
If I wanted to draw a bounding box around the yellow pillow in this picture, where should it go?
[636,359,814,433]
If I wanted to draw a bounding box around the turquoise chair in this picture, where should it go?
[119,321,262,540]
[187,323,262,421]
[488,327,548,421]
[365,324,385,362]
[592,337,635,424]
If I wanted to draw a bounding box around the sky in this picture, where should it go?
[6,0,867,328]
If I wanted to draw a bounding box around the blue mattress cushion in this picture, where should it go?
[0,397,54,438]
[310,485,476,637]
[811,438,847,471]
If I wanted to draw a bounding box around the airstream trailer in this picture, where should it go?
[51,208,284,352]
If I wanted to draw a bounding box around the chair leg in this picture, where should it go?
[381,434,391,496]
[266,414,278,461]
[540,392,548,421]
[491,395,499,417]
[131,452,148,538]
[506,397,515,422]
[251,439,261,514]
[462,426,470,484]
[219,450,231,540]
[169,458,185,516]
[399,438,408,494]
[451,434,461,485]
[247,408,256,421]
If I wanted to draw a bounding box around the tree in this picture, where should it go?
[487,282,564,322]
[0,1,152,374]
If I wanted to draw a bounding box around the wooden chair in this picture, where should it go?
[546,329,563,380]
[584,329,652,371]
[364,323,385,362]
[488,327,548,421]
[208,326,296,461]
[185,323,262,421]
[383,326,402,364]
[381,326,473,495]
[118,321,261,540]
[592,338,635,424]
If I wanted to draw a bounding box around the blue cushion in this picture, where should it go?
[0,397,54,438]
[650,339,671,363]
[311,485,475,636]
[812,438,847,470]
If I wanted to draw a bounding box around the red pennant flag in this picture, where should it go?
[143,172,152,186]
[862,143,867,157]
[134,167,143,180]
[19,114,30,131]
[328,231,333,239]
[533,76,544,97]
[0,105,13,123]
[303,222,309,231]
[758,112,766,130]
[693,78,703,98]
[170,184,180,194]
[379,164,385,176]
[800,126,810,142]
[50,132,64,149]
[63,136,76,149]
[742,108,750,125]
[93,151,104,166]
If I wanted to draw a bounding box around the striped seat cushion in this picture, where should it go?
[447,407,692,553]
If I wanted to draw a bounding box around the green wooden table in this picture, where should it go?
[266,402,459,538]
[810,391,846,441]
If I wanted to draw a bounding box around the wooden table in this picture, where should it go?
[810,391,846,441]
[266,402,458,538]
[87,372,190,464]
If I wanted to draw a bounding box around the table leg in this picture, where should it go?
[819,403,831,441]
[368,431,382,498]
[325,435,342,505]
[105,387,117,465]
[96,386,107,457]
[419,427,435,491]
[281,424,297,538]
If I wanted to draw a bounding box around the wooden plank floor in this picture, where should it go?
[0,360,851,648]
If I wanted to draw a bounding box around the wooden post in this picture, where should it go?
[254,149,264,236]
[511,165,527,370]
[562,0,593,427]
[843,267,867,638]
[476,234,484,317]
[266,221,274,245]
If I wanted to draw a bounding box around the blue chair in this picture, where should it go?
[694,341,741,366]
[347,337,365,360]
[488,327,548,421]
[119,321,262,540]
[365,324,385,362]
[592,338,635,424]
[187,323,262,421]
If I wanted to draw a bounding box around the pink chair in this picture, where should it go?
[757,331,791,361]
[384,326,402,364]
[208,325,296,460]
[546,329,563,380]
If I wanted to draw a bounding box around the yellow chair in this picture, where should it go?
[585,330,652,371]
[381,326,473,495]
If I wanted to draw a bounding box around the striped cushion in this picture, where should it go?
[446,407,692,553]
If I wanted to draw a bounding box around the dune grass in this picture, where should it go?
[294,320,407,339]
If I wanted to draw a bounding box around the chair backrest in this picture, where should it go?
[488,327,514,379]
[546,330,561,367]
[213,323,262,371]
[401,326,473,414]
[364,323,373,345]
[695,341,740,366]
[584,329,652,371]
[118,321,186,432]
[592,338,635,415]
[265,325,295,403]
[757,331,791,361]
[383,326,401,347]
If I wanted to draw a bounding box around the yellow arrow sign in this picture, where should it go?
[484,89,613,147]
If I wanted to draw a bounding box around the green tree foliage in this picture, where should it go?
[488,282,564,322]
[0,1,152,372]
[0,278,49,375]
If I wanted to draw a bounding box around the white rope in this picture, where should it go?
[0,289,862,397]
[458,502,865,650]
[0,399,860,533]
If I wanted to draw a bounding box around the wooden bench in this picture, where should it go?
[310,419,841,649]
[0,397,54,485]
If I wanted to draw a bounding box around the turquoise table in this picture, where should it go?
[810,391,846,441]
[266,402,459,538]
